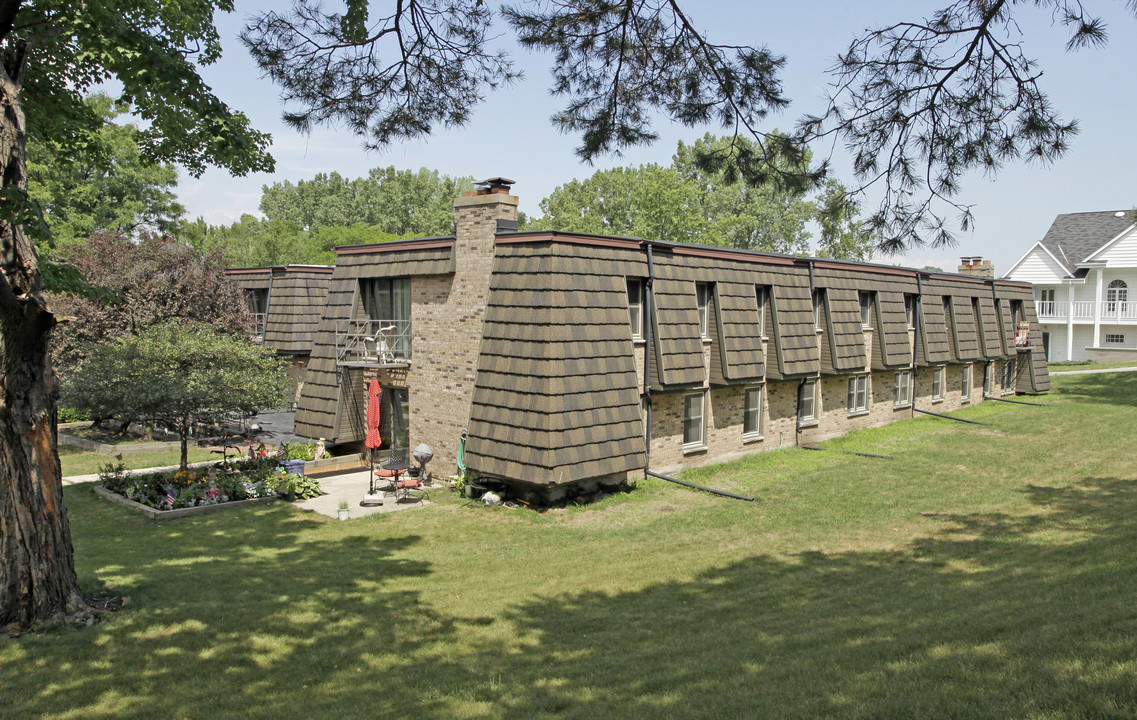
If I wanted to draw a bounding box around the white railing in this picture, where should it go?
[1035,301,1103,321]
[1100,302,1137,322]
[336,318,411,365]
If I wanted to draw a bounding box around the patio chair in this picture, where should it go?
[374,446,409,494]
[394,472,427,504]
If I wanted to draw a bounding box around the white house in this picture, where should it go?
[1004,210,1137,362]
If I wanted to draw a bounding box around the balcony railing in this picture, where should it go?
[336,318,411,367]
[245,312,267,343]
[1036,301,1137,322]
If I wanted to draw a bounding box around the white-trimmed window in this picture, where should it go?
[932,367,944,401]
[847,375,868,413]
[904,295,915,328]
[1106,333,1125,344]
[627,278,644,340]
[799,380,818,423]
[893,370,911,408]
[983,363,993,396]
[755,286,768,337]
[813,290,823,330]
[696,283,711,339]
[743,386,763,439]
[683,392,706,449]
[1107,280,1128,313]
[859,292,874,328]
[961,364,972,402]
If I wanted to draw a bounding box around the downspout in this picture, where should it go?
[797,260,817,442]
[912,274,923,419]
[641,240,753,502]
[643,241,655,471]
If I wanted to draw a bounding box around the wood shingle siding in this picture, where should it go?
[650,277,706,388]
[770,281,819,376]
[262,267,333,353]
[949,296,982,361]
[976,295,1002,359]
[464,243,646,485]
[874,292,913,368]
[917,296,951,366]
[710,282,765,384]
[820,288,867,373]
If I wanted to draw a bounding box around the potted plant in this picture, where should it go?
[337,499,350,521]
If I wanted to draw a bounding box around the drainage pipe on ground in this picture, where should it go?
[801,446,893,459]
[913,408,990,425]
[982,395,1057,407]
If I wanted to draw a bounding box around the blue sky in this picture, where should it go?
[178,1,1137,275]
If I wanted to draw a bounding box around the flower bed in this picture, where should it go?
[97,445,321,514]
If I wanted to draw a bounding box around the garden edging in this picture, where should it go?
[92,484,277,520]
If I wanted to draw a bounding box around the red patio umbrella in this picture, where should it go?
[365,379,382,488]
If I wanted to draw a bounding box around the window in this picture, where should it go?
[904,295,915,328]
[696,283,711,339]
[1038,288,1056,303]
[932,367,944,401]
[743,386,763,438]
[1106,333,1126,344]
[961,364,972,402]
[683,392,706,449]
[627,278,644,340]
[360,277,411,356]
[893,370,911,408]
[860,292,874,328]
[799,380,818,423]
[972,297,983,342]
[813,290,823,330]
[942,297,952,336]
[247,288,269,315]
[983,363,993,396]
[847,375,868,413]
[1107,279,1128,313]
[755,286,768,337]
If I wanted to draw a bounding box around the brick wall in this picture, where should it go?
[401,191,518,476]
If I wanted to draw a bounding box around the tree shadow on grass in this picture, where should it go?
[1052,371,1137,408]
[9,478,1137,719]
[468,476,1137,719]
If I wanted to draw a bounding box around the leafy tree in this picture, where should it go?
[814,180,875,262]
[526,164,708,243]
[64,322,289,471]
[673,133,814,254]
[27,94,185,252]
[244,0,1135,251]
[183,215,311,268]
[1,0,271,629]
[259,167,474,236]
[49,232,249,374]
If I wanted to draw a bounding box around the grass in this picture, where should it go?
[6,372,1137,719]
[1049,360,1137,370]
[59,445,223,477]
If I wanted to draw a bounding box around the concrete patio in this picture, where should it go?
[295,466,435,519]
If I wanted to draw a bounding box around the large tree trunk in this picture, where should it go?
[0,38,88,630]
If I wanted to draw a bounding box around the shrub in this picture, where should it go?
[57,405,91,423]
[280,440,317,461]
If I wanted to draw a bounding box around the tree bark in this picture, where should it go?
[0,37,88,630]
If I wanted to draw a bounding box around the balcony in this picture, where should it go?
[336,318,411,368]
[1035,301,1137,323]
[245,312,267,343]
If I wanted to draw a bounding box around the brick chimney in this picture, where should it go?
[958,256,994,278]
[406,177,517,477]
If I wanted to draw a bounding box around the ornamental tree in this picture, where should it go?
[64,322,289,472]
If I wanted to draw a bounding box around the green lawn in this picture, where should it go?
[1049,359,1137,371]
[6,372,1137,719]
[59,444,220,477]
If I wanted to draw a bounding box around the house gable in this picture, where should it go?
[1004,243,1071,284]
[1083,223,1137,267]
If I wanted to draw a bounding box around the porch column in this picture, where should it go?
[1092,268,1103,349]
[1066,282,1075,361]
